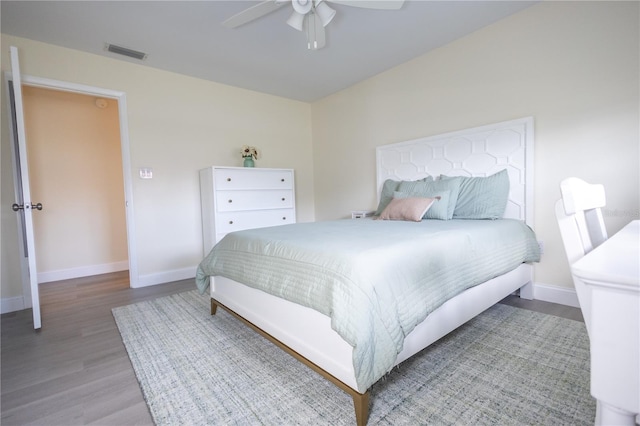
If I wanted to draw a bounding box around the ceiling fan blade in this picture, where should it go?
[327,0,404,10]
[222,0,288,29]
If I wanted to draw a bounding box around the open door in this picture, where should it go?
[8,45,42,329]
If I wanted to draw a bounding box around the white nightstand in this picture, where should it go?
[351,210,375,219]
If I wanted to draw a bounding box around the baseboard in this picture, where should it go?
[532,282,580,308]
[38,261,129,284]
[135,266,196,289]
[3,265,195,312]
[1,296,25,314]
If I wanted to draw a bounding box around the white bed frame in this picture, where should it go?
[209,117,535,425]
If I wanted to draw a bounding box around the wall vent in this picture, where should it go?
[105,44,148,60]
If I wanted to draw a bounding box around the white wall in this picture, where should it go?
[311,1,639,298]
[1,34,315,305]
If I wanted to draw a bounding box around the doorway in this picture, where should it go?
[22,86,128,283]
[6,73,139,307]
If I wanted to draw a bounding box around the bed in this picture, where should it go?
[196,117,538,425]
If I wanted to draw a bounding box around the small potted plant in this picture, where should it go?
[241,145,259,167]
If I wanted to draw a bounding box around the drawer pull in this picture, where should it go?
[229,221,234,224]
[227,178,231,182]
[228,199,233,203]
[282,217,286,220]
[281,198,286,201]
[281,178,285,182]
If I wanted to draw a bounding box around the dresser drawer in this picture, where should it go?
[216,209,295,234]
[216,190,293,212]
[214,168,293,190]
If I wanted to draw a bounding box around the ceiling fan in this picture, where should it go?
[223,0,405,50]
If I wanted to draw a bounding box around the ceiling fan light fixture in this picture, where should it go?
[314,1,336,27]
[286,10,306,31]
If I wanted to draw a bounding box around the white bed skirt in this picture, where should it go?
[211,263,533,393]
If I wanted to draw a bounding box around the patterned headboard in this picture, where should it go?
[376,117,534,226]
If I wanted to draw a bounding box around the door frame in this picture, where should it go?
[5,72,139,290]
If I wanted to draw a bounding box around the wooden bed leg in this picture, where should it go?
[210,298,218,315]
[353,391,370,426]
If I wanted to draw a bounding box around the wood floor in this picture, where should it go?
[1,272,191,426]
[1,272,583,425]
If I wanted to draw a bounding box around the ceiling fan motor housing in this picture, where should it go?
[292,0,313,14]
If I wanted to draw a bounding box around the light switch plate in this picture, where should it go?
[139,168,153,179]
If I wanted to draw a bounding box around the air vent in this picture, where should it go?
[105,44,147,60]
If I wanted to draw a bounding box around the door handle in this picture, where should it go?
[12,202,43,211]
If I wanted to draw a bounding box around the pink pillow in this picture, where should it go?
[376,197,437,222]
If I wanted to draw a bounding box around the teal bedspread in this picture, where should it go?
[195,219,540,391]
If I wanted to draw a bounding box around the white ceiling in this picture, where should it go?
[1,1,536,102]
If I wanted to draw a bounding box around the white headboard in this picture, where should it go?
[376,117,534,226]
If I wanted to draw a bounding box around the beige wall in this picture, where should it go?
[311,1,639,292]
[22,86,128,278]
[2,1,638,307]
[1,34,315,300]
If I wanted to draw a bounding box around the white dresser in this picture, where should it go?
[199,166,296,255]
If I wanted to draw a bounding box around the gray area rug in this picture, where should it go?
[113,290,595,425]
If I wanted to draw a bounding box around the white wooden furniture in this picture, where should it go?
[350,210,374,219]
[555,177,608,337]
[556,177,639,425]
[207,117,535,426]
[199,166,296,255]
[572,220,640,425]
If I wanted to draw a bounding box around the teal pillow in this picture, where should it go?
[394,190,450,220]
[375,176,433,216]
[375,179,401,216]
[397,177,462,220]
[440,169,509,219]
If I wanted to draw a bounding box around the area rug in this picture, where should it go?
[112,290,595,425]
